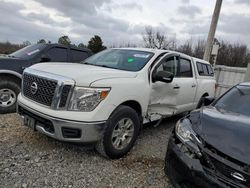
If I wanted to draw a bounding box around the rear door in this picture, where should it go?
[176,56,197,112]
[148,53,197,116]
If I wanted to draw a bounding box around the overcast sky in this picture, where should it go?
[0,0,250,46]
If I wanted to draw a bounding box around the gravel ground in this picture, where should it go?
[0,113,182,188]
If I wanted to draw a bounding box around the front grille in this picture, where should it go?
[23,73,57,106]
[209,156,250,186]
[59,85,72,108]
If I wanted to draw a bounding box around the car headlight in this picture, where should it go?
[175,118,202,156]
[68,87,110,112]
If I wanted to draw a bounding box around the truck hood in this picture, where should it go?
[30,63,138,86]
[192,106,250,165]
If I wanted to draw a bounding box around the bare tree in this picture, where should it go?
[142,26,175,49]
[217,41,250,67]
[177,39,193,56]
[193,39,206,59]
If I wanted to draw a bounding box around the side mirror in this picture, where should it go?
[153,71,174,83]
[40,55,51,62]
[197,96,215,109]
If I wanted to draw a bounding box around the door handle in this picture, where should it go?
[192,84,197,88]
[173,85,180,89]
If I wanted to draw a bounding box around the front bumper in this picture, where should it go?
[17,101,106,143]
[165,135,237,188]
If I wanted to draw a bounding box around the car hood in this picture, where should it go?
[0,55,21,62]
[192,106,250,165]
[30,63,138,86]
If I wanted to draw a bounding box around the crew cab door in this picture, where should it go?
[148,53,197,117]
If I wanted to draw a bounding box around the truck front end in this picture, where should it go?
[17,68,111,143]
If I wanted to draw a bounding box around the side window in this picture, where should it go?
[46,47,68,62]
[71,49,89,62]
[155,56,178,76]
[179,58,192,77]
[197,62,203,74]
[202,64,209,75]
[207,65,214,75]
[196,62,214,76]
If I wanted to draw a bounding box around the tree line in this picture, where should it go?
[142,26,250,67]
[0,27,249,67]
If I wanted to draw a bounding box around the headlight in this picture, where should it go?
[68,87,110,112]
[176,118,197,143]
[175,118,202,156]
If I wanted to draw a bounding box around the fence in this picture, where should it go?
[214,65,247,97]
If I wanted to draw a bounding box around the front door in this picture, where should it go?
[148,54,197,117]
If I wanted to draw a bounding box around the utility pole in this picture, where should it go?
[203,0,223,62]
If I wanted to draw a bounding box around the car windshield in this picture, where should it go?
[214,85,250,116]
[10,44,46,59]
[81,49,154,71]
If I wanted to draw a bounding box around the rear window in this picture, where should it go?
[71,49,89,62]
[196,62,214,76]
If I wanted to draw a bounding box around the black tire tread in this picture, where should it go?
[0,77,20,114]
[95,105,140,159]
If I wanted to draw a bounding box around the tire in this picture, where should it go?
[196,95,208,109]
[0,78,20,114]
[95,105,140,159]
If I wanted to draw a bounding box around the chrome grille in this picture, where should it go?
[59,85,72,108]
[22,73,57,106]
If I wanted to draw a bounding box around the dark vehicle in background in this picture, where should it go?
[0,43,92,113]
[165,83,250,188]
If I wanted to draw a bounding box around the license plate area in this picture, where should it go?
[24,115,36,131]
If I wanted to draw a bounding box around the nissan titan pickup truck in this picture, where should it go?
[17,48,215,159]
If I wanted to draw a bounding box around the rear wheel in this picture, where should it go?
[96,105,140,159]
[0,78,20,114]
[196,94,209,109]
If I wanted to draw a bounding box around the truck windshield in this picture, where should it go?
[81,49,154,71]
[10,44,46,59]
[214,85,250,116]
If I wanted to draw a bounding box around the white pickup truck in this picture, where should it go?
[17,48,215,158]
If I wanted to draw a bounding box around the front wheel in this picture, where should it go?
[95,105,140,159]
[0,79,20,114]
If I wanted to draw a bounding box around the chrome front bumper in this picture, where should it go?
[17,102,106,143]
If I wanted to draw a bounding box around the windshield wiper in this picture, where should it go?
[7,55,16,58]
[82,62,97,66]
[82,62,120,70]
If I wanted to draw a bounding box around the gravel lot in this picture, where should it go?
[0,113,182,188]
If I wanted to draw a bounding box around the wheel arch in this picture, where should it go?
[202,92,209,97]
[119,100,142,116]
[0,71,22,86]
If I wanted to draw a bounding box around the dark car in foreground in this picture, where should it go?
[165,83,250,188]
[0,43,92,113]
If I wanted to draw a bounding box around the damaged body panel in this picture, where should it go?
[165,83,250,188]
[147,53,213,119]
